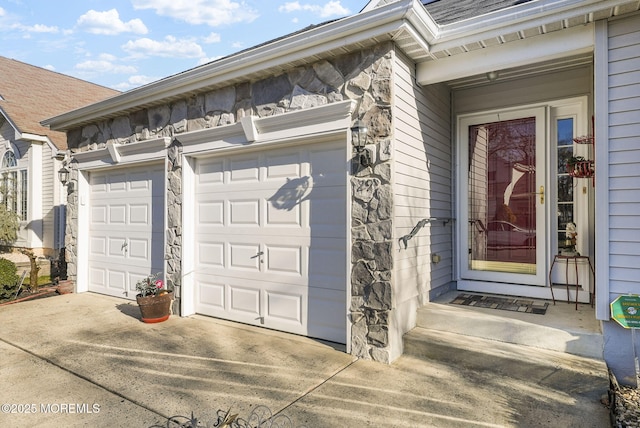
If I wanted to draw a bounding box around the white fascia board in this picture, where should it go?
[417,23,594,85]
[42,1,419,132]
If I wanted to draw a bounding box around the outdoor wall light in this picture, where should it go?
[58,166,70,186]
[486,71,499,81]
[351,119,372,168]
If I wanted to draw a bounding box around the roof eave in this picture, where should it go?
[432,0,624,48]
[43,0,425,132]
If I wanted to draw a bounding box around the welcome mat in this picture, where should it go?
[450,293,549,315]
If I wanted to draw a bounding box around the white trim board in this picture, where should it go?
[417,23,594,85]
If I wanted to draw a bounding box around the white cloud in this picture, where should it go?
[279,1,350,18]
[0,7,6,17]
[112,75,160,91]
[77,9,148,35]
[43,64,56,71]
[132,0,258,27]
[122,36,205,59]
[23,24,59,33]
[203,32,221,44]
[75,59,138,74]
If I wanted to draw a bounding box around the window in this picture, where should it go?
[0,150,27,220]
[556,118,575,252]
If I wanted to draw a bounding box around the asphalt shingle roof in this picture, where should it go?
[0,57,119,150]
[423,0,535,25]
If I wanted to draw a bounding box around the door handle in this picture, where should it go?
[539,185,544,204]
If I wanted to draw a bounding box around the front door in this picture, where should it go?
[459,107,547,289]
[457,99,592,300]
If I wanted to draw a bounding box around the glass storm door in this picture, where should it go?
[459,108,547,286]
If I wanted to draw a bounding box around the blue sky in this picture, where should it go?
[0,0,366,91]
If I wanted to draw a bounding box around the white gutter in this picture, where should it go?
[431,0,625,49]
[43,0,425,132]
[17,132,49,143]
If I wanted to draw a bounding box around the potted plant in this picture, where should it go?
[135,272,173,323]
[566,155,594,178]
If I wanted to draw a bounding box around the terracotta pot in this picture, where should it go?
[56,280,74,295]
[136,292,173,323]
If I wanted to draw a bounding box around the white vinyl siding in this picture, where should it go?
[42,143,55,250]
[607,14,640,296]
[393,49,453,308]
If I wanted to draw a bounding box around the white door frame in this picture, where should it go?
[456,97,591,300]
[72,137,169,295]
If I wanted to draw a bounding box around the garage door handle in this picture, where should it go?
[121,242,128,253]
[251,251,264,259]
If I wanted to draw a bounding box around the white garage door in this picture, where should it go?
[88,164,165,300]
[194,141,347,343]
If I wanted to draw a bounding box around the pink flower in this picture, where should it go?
[154,279,164,289]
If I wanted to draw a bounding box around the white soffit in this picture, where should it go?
[417,23,594,85]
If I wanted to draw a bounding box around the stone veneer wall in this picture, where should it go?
[65,42,396,362]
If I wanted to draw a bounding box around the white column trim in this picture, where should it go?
[27,142,43,248]
[594,19,610,320]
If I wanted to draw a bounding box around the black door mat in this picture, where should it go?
[450,293,549,315]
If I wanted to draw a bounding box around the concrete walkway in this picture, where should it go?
[0,293,610,427]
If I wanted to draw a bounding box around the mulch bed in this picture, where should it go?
[609,370,640,427]
[0,284,71,307]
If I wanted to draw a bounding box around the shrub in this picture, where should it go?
[0,257,20,301]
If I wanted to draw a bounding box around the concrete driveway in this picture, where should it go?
[0,293,610,427]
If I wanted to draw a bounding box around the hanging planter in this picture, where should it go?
[567,156,594,178]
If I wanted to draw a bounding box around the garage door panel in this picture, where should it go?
[229,157,260,182]
[266,291,302,323]
[267,200,302,226]
[107,237,127,258]
[109,205,127,224]
[265,154,302,180]
[90,236,107,257]
[229,243,261,271]
[229,200,260,225]
[128,238,149,260]
[130,204,149,224]
[309,148,347,184]
[230,286,261,315]
[307,287,346,343]
[308,187,345,230]
[197,159,225,184]
[194,141,346,343]
[197,279,225,310]
[198,242,225,267]
[309,240,346,291]
[91,205,108,224]
[88,164,164,300]
[264,245,303,276]
[198,202,224,224]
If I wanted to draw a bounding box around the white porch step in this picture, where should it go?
[410,299,604,360]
